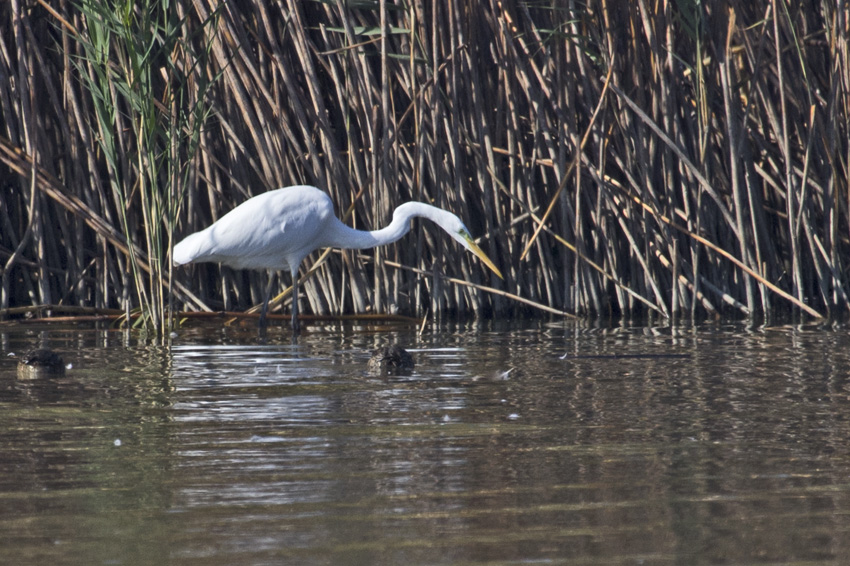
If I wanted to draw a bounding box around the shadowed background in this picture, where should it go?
[1,1,848,329]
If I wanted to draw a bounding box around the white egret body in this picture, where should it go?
[173,185,502,331]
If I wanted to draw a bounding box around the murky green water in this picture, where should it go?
[2,320,850,565]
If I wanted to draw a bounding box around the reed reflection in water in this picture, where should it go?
[1,322,850,565]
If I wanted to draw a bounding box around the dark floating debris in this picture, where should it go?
[17,348,66,379]
[367,344,415,374]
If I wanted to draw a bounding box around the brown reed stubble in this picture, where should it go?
[0,1,847,325]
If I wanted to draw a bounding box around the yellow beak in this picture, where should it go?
[462,235,504,279]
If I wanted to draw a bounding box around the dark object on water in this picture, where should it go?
[17,349,66,379]
[367,344,415,373]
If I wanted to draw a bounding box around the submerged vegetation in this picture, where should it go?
[1,1,848,328]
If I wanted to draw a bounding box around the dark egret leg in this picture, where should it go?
[259,271,276,331]
[290,267,300,334]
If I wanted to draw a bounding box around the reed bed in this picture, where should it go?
[1,0,848,328]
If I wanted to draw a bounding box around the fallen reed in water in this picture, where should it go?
[1,1,848,328]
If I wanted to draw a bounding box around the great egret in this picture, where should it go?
[173,185,502,332]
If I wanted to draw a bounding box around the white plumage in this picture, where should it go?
[174,185,502,332]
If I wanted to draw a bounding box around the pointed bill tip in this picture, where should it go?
[464,236,504,280]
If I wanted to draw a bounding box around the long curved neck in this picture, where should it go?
[322,202,450,250]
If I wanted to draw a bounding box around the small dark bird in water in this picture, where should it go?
[367,344,415,373]
[17,349,66,379]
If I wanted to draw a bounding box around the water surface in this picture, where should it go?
[2,321,850,565]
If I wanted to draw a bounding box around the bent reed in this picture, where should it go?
[1,1,848,329]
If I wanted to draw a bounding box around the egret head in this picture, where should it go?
[364,201,504,279]
[407,204,502,280]
[451,225,503,279]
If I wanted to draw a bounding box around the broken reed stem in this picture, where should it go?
[1,1,847,326]
[520,52,616,261]
[382,261,576,319]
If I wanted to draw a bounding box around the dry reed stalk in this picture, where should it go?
[1,1,848,327]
